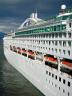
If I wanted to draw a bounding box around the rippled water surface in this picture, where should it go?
[0,40,44,96]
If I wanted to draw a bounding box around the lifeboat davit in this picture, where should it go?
[13,46,17,52]
[17,47,21,54]
[10,45,12,50]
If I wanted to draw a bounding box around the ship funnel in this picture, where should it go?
[34,12,38,19]
[30,13,35,18]
[30,10,38,19]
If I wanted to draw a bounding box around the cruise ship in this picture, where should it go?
[3,5,72,96]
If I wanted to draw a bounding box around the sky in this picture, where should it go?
[0,0,72,33]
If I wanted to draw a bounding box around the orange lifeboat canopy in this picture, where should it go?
[61,60,72,69]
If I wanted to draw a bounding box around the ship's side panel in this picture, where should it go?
[3,37,55,96]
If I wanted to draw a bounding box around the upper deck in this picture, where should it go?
[14,5,72,37]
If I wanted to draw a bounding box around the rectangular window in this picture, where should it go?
[59,77,61,82]
[55,75,57,79]
[52,74,54,77]
[49,72,51,76]
[46,71,48,74]
[68,81,70,87]
[63,79,65,84]
[69,23,71,28]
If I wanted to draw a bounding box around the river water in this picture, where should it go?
[0,40,44,96]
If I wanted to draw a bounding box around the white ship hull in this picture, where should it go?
[4,46,55,96]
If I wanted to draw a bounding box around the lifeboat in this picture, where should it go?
[28,50,35,59]
[61,60,72,70]
[22,48,26,53]
[44,55,57,64]
[44,55,58,69]
[22,48,27,56]
[48,57,57,64]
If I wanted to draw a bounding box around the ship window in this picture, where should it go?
[52,82,53,85]
[68,81,70,87]
[68,92,70,96]
[52,48,54,51]
[52,41,54,45]
[49,72,51,76]
[63,79,65,84]
[46,40,48,44]
[46,27,50,32]
[63,50,65,54]
[55,48,57,52]
[46,70,48,74]
[68,41,71,47]
[59,49,61,53]
[59,33,62,38]
[46,34,48,37]
[52,74,54,77]
[61,25,66,30]
[68,50,70,56]
[49,34,51,38]
[46,78,47,81]
[43,34,45,38]
[55,41,57,45]
[68,33,71,38]
[49,41,51,45]
[63,33,66,38]
[63,41,66,47]
[62,15,68,20]
[59,41,62,45]
[55,84,57,87]
[55,33,58,38]
[54,26,56,31]
[56,25,60,31]
[69,23,71,28]
[59,87,60,90]
[59,77,61,82]
[49,80,50,83]
[55,75,57,79]
[49,48,50,51]
[63,89,65,93]
[52,33,54,38]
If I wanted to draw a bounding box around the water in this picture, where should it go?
[0,40,44,96]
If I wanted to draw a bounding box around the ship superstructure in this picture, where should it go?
[3,5,72,96]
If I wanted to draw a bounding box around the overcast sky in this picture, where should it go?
[0,0,72,32]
